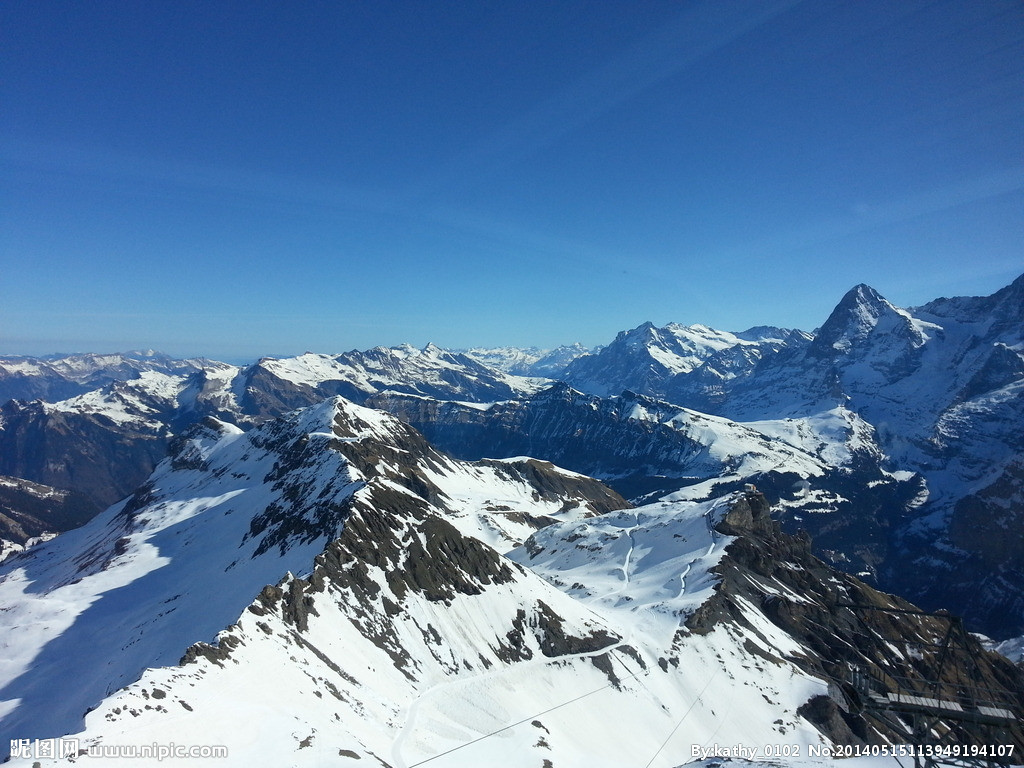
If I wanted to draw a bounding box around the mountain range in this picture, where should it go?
[1,275,1022,764]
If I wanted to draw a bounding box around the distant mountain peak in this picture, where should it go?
[460,344,589,377]
[841,283,889,313]
[812,283,899,353]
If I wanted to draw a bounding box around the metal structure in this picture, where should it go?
[839,604,1020,768]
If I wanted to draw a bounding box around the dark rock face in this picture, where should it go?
[180,633,242,668]
[368,384,713,490]
[958,343,1024,402]
[494,603,618,663]
[714,490,778,537]
[236,365,326,421]
[689,493,1024,749]
[214,404,624,685]
[738,463,927,586]
[0,371,84,404]
[0,475,99,546]
[798,695,864,746]
[0,400,169,509]
[949,459,1024,569]
[888,457,1024,638]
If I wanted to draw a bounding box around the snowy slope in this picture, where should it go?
[0,402,363,743]
[4,490,835,768]
[0,396,628,751]
[3,391,1022,766]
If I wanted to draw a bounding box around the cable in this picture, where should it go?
[408,652,645,768]
[644,663,721,768]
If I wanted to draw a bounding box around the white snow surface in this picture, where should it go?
[260,345,548,399]
[7,492,832,768]
[508,498,736,645]
[46,371,188,428]
[420,459,596,551]
[0,400,361,743]
[1,395,839,767]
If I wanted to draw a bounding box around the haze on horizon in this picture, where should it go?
[2,0,1022,361]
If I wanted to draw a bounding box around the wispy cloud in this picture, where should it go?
[0,137,396,217]
[712,165,1024,264]
[397,0,806,203]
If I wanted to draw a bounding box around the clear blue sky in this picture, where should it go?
[2,0,1022,361]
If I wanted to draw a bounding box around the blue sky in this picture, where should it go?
[2,0,1022,361]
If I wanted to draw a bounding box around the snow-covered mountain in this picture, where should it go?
[462,343,590,377]
[370,383,922,586]
[0,276,1021,642]
[241,344,547,419]
[699,277,1024,636]
[4,399,1018,765]
[0,344,548,508]
[0,397,626,751]
[0,351,209,405]
[560,322,810,404]
[0,343,546,432]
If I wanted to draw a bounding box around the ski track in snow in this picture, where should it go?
[619,512,640,588]
[677,559,693,597]
[678,503,722,599]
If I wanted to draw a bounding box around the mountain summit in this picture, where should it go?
[811,283,925,356]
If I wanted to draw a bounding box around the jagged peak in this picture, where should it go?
[812,282,902,353]
[989,271,1024,325]
[612,321,657,342]
[284,396,399,443]
[839,283,891,315]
